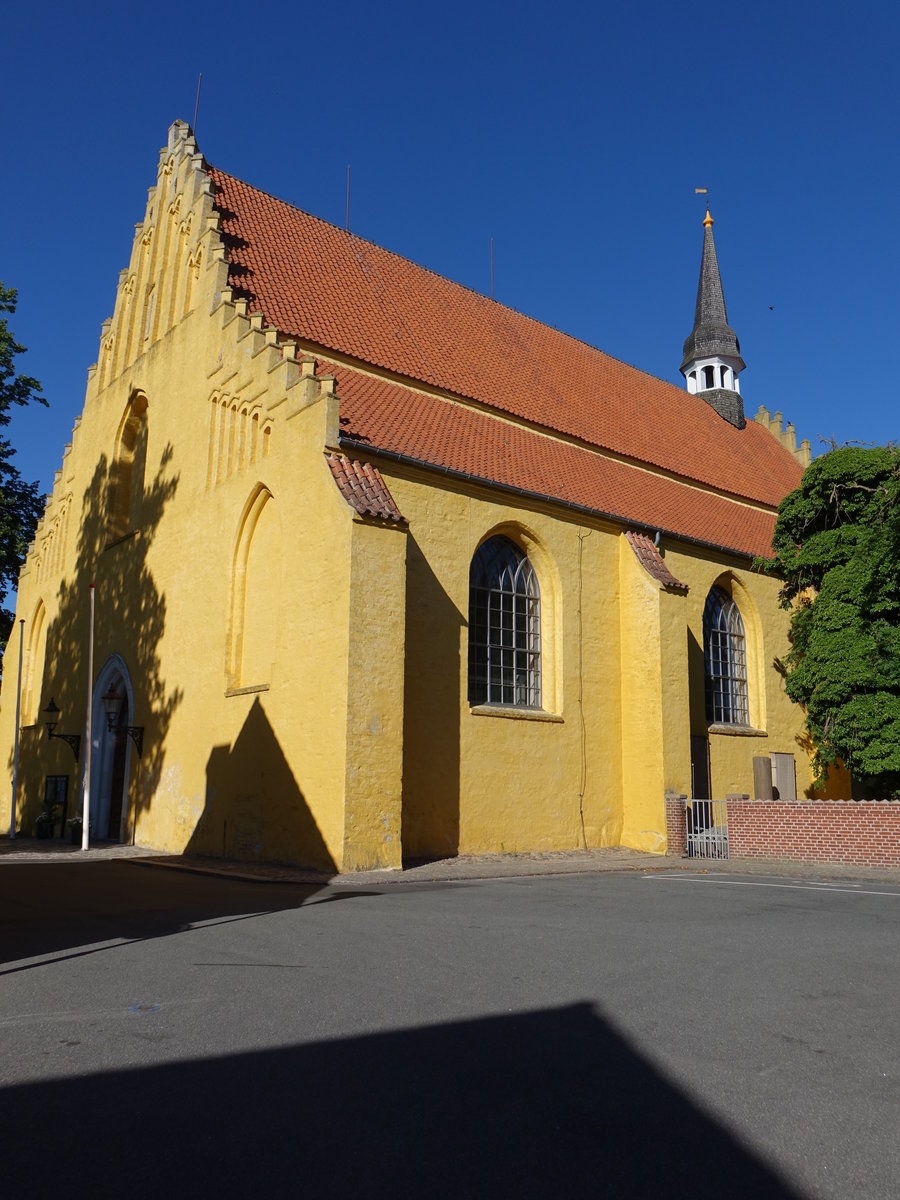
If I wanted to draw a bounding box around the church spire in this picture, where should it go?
[681,207,746,429]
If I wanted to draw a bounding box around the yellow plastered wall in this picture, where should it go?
[0,121,832,865]
[387,477,632,858]
[387,469,821,859]
[617,538,691,851]
[0,123,382,870]
[662,542,822,801]
[341,518,408,871]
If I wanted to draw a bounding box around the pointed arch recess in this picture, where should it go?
[227,484,281,689]
[24,598,47,724]
[109,392,149,541]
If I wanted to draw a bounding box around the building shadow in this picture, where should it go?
[190,697,335,872]
[1,1002,805,1199]
[401,534,463,864]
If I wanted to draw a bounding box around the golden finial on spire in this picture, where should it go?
[695,186,713,226]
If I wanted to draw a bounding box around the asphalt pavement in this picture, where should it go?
[1,852,898,1199]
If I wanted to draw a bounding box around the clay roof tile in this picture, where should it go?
[326,454,406,524]
[624,531,689,592]
[206,165,803,558]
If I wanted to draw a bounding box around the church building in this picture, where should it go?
[0,122,825,870]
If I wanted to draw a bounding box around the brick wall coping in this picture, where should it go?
[675,796,900,806]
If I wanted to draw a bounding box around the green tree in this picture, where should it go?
[0,283,47,649]
[760,445,900,797]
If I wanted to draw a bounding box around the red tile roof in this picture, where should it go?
[326,454,406,524]
[326,363,779,559]
[625,532,689,592]
[205,165,803,556]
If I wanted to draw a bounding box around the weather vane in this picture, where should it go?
[695,185,710,212]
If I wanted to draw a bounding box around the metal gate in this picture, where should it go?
[685,798,729,859]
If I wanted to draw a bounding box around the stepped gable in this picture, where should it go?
[206,166,802,526]
[326,362,781,560]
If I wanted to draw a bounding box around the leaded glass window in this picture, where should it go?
[703,586,749,725]
[468,536,541,707]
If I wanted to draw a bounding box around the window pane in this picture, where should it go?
[703,586,748,726]
[468,536,541,708]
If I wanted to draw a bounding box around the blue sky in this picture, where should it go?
[2,0,897,494]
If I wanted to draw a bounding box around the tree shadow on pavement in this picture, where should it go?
[1,1002,806,1199]
[0,861,368,971]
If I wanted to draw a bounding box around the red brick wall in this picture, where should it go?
[665,795,900,868]
[665,792,687,857]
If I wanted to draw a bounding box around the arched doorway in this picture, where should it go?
[90,655,136,842]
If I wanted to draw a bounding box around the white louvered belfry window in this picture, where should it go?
[703,586,749,725]
[468,536,541,708]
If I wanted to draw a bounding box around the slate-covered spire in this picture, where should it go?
[680,209,746,429]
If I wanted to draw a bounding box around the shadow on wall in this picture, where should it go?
[12,448,181,837]
[687,629,710,800]
[2,1001,804,1199]
[191,696,335,872]
[794,729,854,800]
[687,628,707,737]
[401,533,463,863]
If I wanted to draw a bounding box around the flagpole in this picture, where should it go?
[9,619,24,839]
[82,585,95,851]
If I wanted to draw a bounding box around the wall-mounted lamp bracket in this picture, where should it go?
[42,698,81,763]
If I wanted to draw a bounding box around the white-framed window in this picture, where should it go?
[703,586,749,725]
[468,536,541,708]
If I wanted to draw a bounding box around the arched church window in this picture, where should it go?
[703,365,716,389]
[703,586,749,725]
[468,536,541,707]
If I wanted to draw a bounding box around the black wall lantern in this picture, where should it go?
[102,685,144,758]
[42,698,81,763]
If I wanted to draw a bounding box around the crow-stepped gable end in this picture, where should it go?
[681,208,747,429]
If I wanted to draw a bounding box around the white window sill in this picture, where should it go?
[225,683,270,698]
[707,723,767,738]
[469,704,563,724]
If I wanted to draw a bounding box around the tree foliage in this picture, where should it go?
[0,283,47,647]
[760,446,900,797]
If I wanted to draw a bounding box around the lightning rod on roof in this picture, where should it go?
[490,238,494,300]
[346,165,351,233]
[193,73,202,137]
